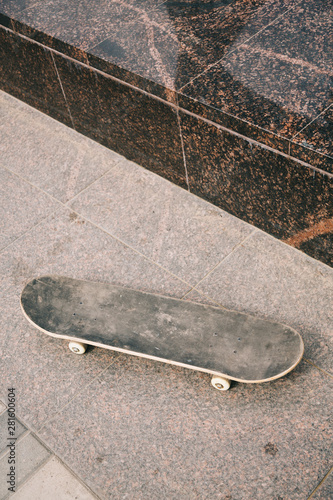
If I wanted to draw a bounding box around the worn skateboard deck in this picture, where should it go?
[20,276,304,388]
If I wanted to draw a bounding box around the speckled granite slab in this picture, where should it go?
[0,0,332,266]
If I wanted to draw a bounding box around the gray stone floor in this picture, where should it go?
[0,90,332,499]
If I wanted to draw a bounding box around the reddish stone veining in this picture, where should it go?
[284,218,333,248]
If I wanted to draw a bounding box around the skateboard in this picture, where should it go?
[20,276,304,391]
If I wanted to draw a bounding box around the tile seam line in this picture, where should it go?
[0,160,253,289]
[7,0,46,15]
[292,102,333,140]
[4,14,297,158]
[86,0,168,53]
[307,466,333,499]
[0,161,196,288]
[176,91,292,143]
[255,225,333,272]
[178,4,296,93]
[35,356,122,434]
[2,25,331,175]
[0,203,63,257]
[179,108,333,178]
[1,434,52,500]
[156,183,333,273]
[6,429,102,500]
[50,50,76,130]
[66,156,185,206]
[304,358,333,380]
[0,24,176,106]
[181,230,258,299]
[0,90,129,159]
[175,93,190,190]
[2,454,54,500]
[1,146,333,275]
[0,154,119,213]
[68,209,198,289]
[0,211,60,255]
[63,157,124,205]
[1,148,333,276]
[0,429,30,461]
[27,434,102,500]
[9,416,101,499]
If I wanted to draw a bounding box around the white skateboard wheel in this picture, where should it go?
[68,341,87,355]
[211,376,231,391]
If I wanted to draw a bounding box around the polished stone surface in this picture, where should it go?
[0,27,72,126]
[180,1,332,138]
[52,53,187,187]
[178,91,292,153]
[180,111,333,267]
[179,0,333,168]
[0,0,40,17]
[88,0,294,91]
[2,0,294,90]
[6,0,166,50]
[290,105,333,174]
[1,0,332,174]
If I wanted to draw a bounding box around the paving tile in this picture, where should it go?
[0,433,50,499]
[311,470,333,500]
[37,354,332,500]
[0,207,189,298]
[0,209,189,430]
[0,166,61,251]
[183,288,226,308]
[0,414,27,456]
[0,92,123,203]
[0,285,120,433]
[190,231,333,373]
[12,456,96,500]
[70,159,254,284]
[0,90,27,121]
